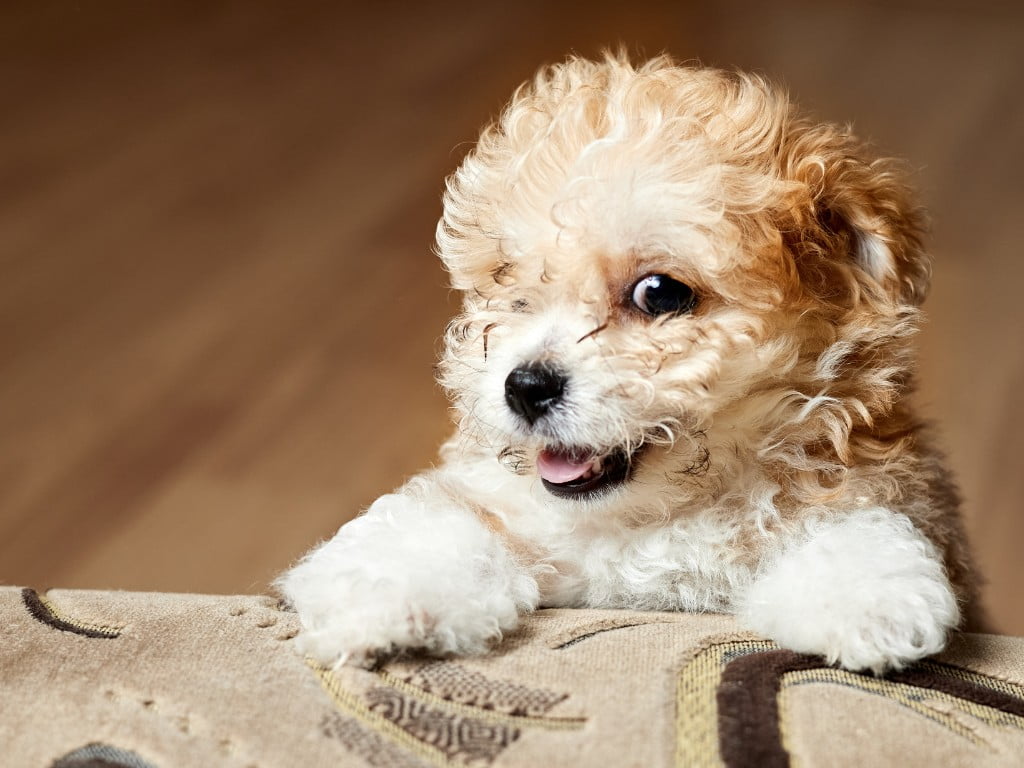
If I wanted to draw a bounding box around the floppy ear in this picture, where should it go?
[778,122,931,308]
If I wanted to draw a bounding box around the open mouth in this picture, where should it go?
[535,446,638,500]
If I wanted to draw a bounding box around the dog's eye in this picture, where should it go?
[630,275,697,316]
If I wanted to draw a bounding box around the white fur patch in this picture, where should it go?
[277,491,538,666]
[738,507,959,673]
[856,231,896,282]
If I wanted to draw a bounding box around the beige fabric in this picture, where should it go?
[782,683,1024,768]
[1,587,1022,767]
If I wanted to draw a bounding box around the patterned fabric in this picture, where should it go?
[366,686,519,764]
[51,743,156,768]
[321,712,431,768]
[2,587,1024,767]
[678,637,1024,768]
[312,659,584,767]
[21,588,123,639]
[399,662,567,717]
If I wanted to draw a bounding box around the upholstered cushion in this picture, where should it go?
[2,587,1022,767]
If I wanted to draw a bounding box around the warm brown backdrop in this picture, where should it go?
[2,1,1021,632]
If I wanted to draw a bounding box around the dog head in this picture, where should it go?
[435,54,928,522]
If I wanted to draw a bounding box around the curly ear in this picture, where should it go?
[779,122,931,308]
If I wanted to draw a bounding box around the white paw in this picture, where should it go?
[277,493,538,667]
[284,577,448,669]
[739,508,960,674]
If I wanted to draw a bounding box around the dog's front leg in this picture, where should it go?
[277,475,539,667]
[738,507,960,674]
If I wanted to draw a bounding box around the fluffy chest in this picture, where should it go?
[460,456,768,613]
[524,509,758,613]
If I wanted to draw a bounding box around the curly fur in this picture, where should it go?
[278,53,982,673]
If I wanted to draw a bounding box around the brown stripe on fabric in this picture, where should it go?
[549,614,684,649]
[21,588,121,639]
[889,662,1024,719]
[714,649,1024,768]
[716,649,823,768]
[553,622,650,649]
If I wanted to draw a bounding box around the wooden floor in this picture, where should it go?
[2,1,1022,632]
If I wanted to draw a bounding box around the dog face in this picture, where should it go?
[436,56,928,520]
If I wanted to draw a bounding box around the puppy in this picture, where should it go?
[279,54,982,674]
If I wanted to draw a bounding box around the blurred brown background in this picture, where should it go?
[1,1,1021,632]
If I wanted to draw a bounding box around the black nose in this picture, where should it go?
[504,363,567,425]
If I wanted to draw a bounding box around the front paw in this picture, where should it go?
[284,581,440,668]
[277,494,538,667]
[739,509,960,674]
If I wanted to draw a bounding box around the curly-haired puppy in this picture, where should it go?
[279,54,982,674]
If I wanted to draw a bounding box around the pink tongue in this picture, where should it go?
[537,450,593,484]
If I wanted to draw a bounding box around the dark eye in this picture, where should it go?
[630,274,697,316]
